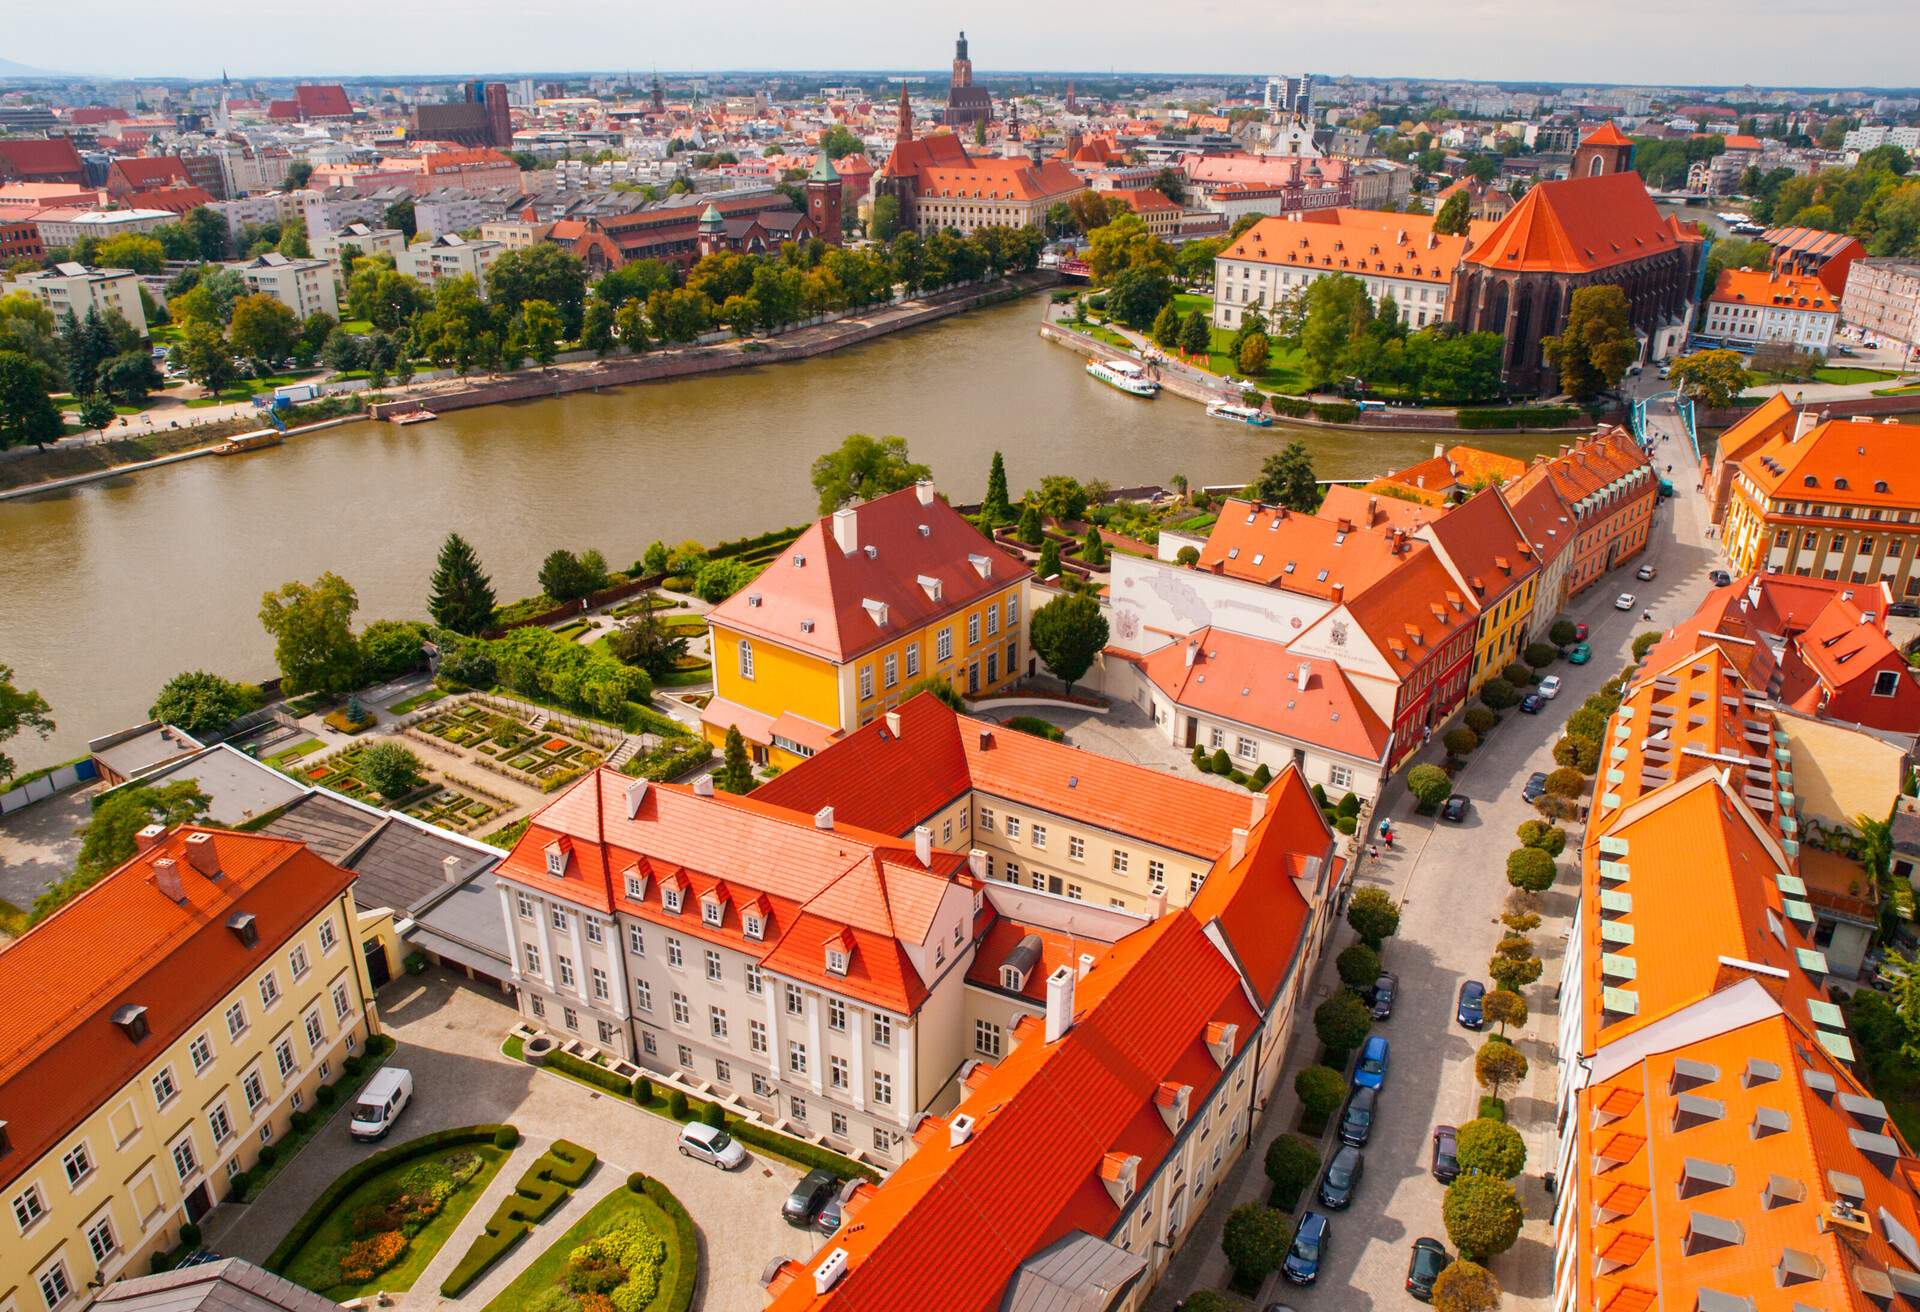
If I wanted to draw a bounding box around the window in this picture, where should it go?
[941,818,952,844]
[288,944,310,980]
[628,924,646,955]
[187,1033,213,1073]
[701,899,723,927]
[828,998,846,1032]
[591,967,610,1001]
[13,1183,46,1231]
[1007,593,1020,625]
[38,1261,71,1310]
[752,1072,771,1097]
[635,979,652,1011]
[86,1215,116,1264]
[986,604,1000,636]
[557,955,576,988]
[1005,817,1021,840]
[937,627,953,661]
[225,1001,248,1040]
[872,1013,892,1047]
[832,1111,849,1137]
[884,652,898,688]
[515,891,533,919]
[975,1019,1003,1058]
[979,807,994,832]
[524,943,542,974]
[1067,883,1083,900]
[672,992,690,1026]
[585,916,604,945]
[790,1095,808,1122]
[873,1127,893,1152]
[258,972,280,1009]
[1112,851,1130,874]
[563,1006,579,1031]
[873,1071,893,1106]
[208,1103,233,1145]
[598,1019,614,1045]
[750,1020,768,1054]
[1148,859,1166,888]
[152,1067,178,1108]
[641,1032,657,1056]
[274,1039,296,1079]
[1209,727,1225,750]
[710,1007,729,1039]
[859,665,874,700]
[333,982,352,1020]
[1329,763,1353,789]
[905,644,920,677]
[827,948,849,975]
[786,983,805,1016]
[745,963,764,995]
[703,949,722,982]
[1236,736,1259,763]
[1031,823,1046,849]
[788,1041,808,1074]
[171,1137,198,1181]
[550,908,568,933]
[831,1055,849,1089]
[318,918,337,952]
[738,639,755,679]
[1875,670,1902,697]
[1069,835,1085,861]
[967,614,980,645]
[242,1071,265,1113]
[666,937,684,969]
[715,1059,731,1084]
[304,1010,325,1049]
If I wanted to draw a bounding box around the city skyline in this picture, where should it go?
[14,0,1920,90]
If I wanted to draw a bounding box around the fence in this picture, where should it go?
[0,759,98,815]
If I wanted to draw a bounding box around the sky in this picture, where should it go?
[18,0,1920,89]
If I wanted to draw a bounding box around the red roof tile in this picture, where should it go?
[1139,630,1392,763]
[1465,172,1700,274]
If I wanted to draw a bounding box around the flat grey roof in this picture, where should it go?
[257,792,383,865]
[132,746,308,826]
[92,723,203,779]
[411,868,510,964]
[1001,1231,1146,1312]
[344,816,498,916]
[92,1258,343,1312]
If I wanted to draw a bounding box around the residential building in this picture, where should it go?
[105,156,190,202]
[1502,472,1580,636]
[702,481,1031,769]
[1361,444,1529,509]
[550,195,811,273]
[1722,413,1920,599]
[15,262,147,333]
[1104,188,1181,238]
[1506,428,1657,600]
[0,828,378,1297]
[1432,176,1514,223]
[1761,226,1865,299]
[395,232,505,295]
[0,183,100,216]
[308,221,407,268]
[0,219,44,263]
[1177,152,1350,216]
[1842,257,1920,352]
[1704,391,1802,527]
[1701,267,1838,353]
[230,252,339,320]
[1414,487,1543,692]
[34,208,172,250]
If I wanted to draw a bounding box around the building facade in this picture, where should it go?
[231,252,339,320]
[1508,428,1657,599]
[395,233,505,295]
[16,262,147,333]
[1842,257,1920,352]
[1701,267,1837,353]
[1214,209,1486,332]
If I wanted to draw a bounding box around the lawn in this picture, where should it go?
[281,1142,508,1301]
[389,688,448,714]
[182,371,325,408]
[480,1183,687,1312]
[264,739,325,769]
[337,318,375,334]
[1814,365,1897,385]
[1171,292,1213,319]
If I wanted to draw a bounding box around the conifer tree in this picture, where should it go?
[428,532,497,635]
[718,725,755,793]
[983,451,1013,525]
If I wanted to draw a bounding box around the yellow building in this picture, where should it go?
[703,481,1034,768]
[0,828,379,1303]
[1416,487,1544,694]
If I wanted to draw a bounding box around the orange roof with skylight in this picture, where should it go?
[1197,498,1420,598]
[1139,629,1392,763]
[1736,415,1920,511]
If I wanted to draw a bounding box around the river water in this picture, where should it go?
[0,295,1561,771]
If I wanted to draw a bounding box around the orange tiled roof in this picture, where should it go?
[1317,484,1434,532]
[1710,266,1836,315]
[1736,415,1920,510]
[1197,497,1421,598]
[1465,171,1700,274]
[1223,208,1488,286]
[1336,548,1480,679]
[1187,769,1329,1004]
[1580,121,1635,148]
[915,158,1083,202]
[0,829,357,1196]
[1416,486,1541,605]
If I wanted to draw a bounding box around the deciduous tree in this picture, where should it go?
[1432,1258,1503,1312]
[1669,348,1753,408]
[1443,1174,1524,1262]
[228,293,300,366]
[1432,189,1473,236]
[1347,886,1401,947]
[1474,1039,1529,1100]
[1220,1204,1290,1288]
[1455,1118,1527,1178]
[808,433,930,513]
[258,572,362,696]
[149,671,258,738]
[1336,942,1381,988]
[1543,284,1638,400]
[1263,1134,1321,1204]
[1294,1064,1347,1121]
[356,743,425,800]
[0,662,54,785]
[0,351,63,450]
[1028,593,1108,696]
[1315,990,1373,1054]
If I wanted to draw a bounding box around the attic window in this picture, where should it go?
[1677,1157,1734,1198]
[1876,480,1890,493]
[1669,1058,1718,1095]
[800,619,815,633]
[702,900,724,927]
[1671,1093,1725,1132]
[1681,1212,1744,1255]
[227,912,258,948]
[743,913,764,941]
[1835,478,1849,490]
[1761,1173,1804,1209]
[545,844,567,877]
[111,1004,150,1044]
[826,947,849,976]
[1742,1058,1780,1087]
[863,544,878,559]
[792,554,806,567]
[747,594,762,607]
[1804,475,1818,487]
[663,886,682,913]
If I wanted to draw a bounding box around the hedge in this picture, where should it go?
[1456,405,1580,430]
[724,1119,880,1182]
[264,1124,516,1274]
[544,1049,635,1097]
[633,1175,701,1312]
[439,1140,599,1297]
[706,524,809,560]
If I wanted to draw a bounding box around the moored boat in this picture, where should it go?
[1206,400,1272,427]
[1086,358,1158,397]
[390,409,439,426]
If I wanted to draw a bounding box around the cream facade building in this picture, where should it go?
[230,252,339,321]
[15,263,148,333]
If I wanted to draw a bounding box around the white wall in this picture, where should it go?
[1106,554,1331,655]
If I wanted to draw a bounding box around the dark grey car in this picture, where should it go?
[1339,1085,1377,1147]
[1318,1143,1364,1209]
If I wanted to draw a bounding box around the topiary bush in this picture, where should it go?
[1335,814,1357,835]
[1554,734,1600,773]
[1480,678,1520,711]
[1264,1134,1321,1210]
[1506,846,1557,892]
[1294,1064,1347,1123]
[1515,820,1566,857]
[1408,763,1453,813]
[701,1101,726,1129]
[1464,706,1497,736]
[1211,747,1232,774]
[1544,766,1586,798]
[667,1090,689,1120]
[546,1050,633,1098]
[1524,642,1557,668]
[1444,727,1478,756]
[634,1076,653,1104]
[1501,661,1534,687]
[1337,942,1382,989]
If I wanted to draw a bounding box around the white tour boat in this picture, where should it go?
[1086,358,1159,397]
[1206,400,1273,427]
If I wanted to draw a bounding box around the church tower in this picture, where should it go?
[805,155,843,246]
[952,31,973,89]
[897,84,913,141]
[1571,122,1635,178]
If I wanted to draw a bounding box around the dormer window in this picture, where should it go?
[545,843,567,877]
[702,900,723,927]
[1001,965,1026,991]
[663,886,683,913]
[744,914,763,941]
[826,948,849,976]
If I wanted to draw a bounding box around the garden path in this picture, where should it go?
[395,1137,541,1306]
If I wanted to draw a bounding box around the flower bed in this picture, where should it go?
[414,699,610,790]
[304,743,508,831]
[479,1176,692,1312]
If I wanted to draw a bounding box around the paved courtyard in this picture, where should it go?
[0,785,93,912]
[203,972,809,1312]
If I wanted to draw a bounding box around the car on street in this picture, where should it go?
[677,1121,749,1170]
[1407,1237,1450,1301]
[1519,692,1544,714]
[1636,563,1658,581]
[1431,1125,1460,1183]
[1370,972,1398,1020]
[815,1178,855,1234]
[1318,1144,1365,1209]
[1283,1210,1329,1284]
[1572,621,1589,641]
[1440,795,1470,823]
[1709,569,1733,587]
[783,1169,839,1227]
[1892,601,1920,618]
[1457,979,1487,1029]
[1522,771,1549,802]
[1615,593,1637,610]
[1538,675,1563,699]
[1354,1034,1390,1089]
[1567,641,1593,665]
[1339,1085,1378,1146]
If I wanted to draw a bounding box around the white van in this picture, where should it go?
[349,1068,414,1141]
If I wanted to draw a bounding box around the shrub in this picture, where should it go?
[701,1101,726,1129]
[1294,1064,1347,1121]
[1479,677,1520,710]
[1314,990,1372,1055]
[1565,706,1607,739]
[439,1141,599,1297]
[722,1119,879,1180]
[1534,795,1579,821]
[1264,1134,1320,1209]
[1515,820,1566,856]
[1191,744,1211,771]
[1455,1118,1527,1178]
[1407,763,1453,812]
[1500,660,1534,687]
[1347,887,1400,947]
[1211,747,1232,774]
[342,1055,364,1077]
[1183,1293,1235,1312]
[1443,727,1478,756]
[1432,1258,1503,1312]
[1335,814,1357,835]
[1005,714,1066,742]
[1456,404,1577,429]
[634,1076,653,1104]
[667,1090,689,1120]
[227,1168,252,1201]
[1337,942,1382,988]
[256,1143,281,1169]
[1549,619,1578,646]
[1221,1203,1290,1289]
[628,1171,648,1192]
[1252,762,1273,787]
[1443,1174,1524,1261]
[546,1050,634,1098]
[1506,846,1557,892]
[1553,734,1600,773]
[1479,1095,1506,1121]
[179,1222,202,1249]
[290,1110,313,1134]
[494,1126,520,1149]
[1632,629,1662,658]
[1544,766,1586,798]
[1524,641,1557,669]
[1336,790,1361,818]
[1464,706,1496,735]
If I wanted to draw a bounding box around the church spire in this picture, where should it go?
[897,83,913,142]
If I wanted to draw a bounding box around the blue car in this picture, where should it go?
[1284,1210,1329,1284]
[1354,1034,1390,1090]
[1457,980,1486,1030]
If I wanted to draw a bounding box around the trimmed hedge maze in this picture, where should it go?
[439,1139,599,1298]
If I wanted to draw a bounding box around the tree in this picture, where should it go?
[1081,524,1108,567]
[359,620,426,682]
[484,243,587,337]
[1294,1065,1347,1121]
[427,533,497,635]
[1443,1174,1524,1261]
[76,393,114,433]
[1029,593,1108,696]
[809,433,931,513]
[907,676,965,711]
[228,293,300,367]
[1408,762,1453,811]
[0,350,62,451]
[1480,677,1521,711]
[1489,940,1543,990]
[149,670,257,738]
[181,206,230,261]
[983,450,1013,525]
[96,233,166,275]
[1347,886,1401,947]
[717,725,755,794]
[347,262,424,332]
[170,320,239,398]
[258,573,362,696]
[580,294,615,357]
[1299,274,1373,388]
[1179,308,1212,357]
[1104,265,1173,328]
[0,663,54,785]
[42,780,210,918]
[1455,1117,1527,1179]
[1087,212,1171,285]
[1248,442,1322,512]
[1444,727,1479,756]
[1482,988,1529,1039]
[693,557,757,602]
[538,549,607,604]
[1264,1134,1321,1205]
[0,291,64,381]
[1543,284,1638,400]
[1669,349,1753,408]
[1220,1203,1289,1288]
[607,609,688,679]
[519,298,564,366]
[1433,189,1473,236]
[1432,1259,1503,1312]
[101,348,162,406]
[1544,766,1585,798]
[1314,990,1372,1054]
[1236,330,1272,375]
[1515,820,1565,856]
[1506,847,1557,892]
[1336,942,1381,989]
[869,194,901,242]
[1150,302,1181,349]
[356,743,425,801]
[1549,619,1578,646]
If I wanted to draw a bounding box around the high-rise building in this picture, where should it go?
[1264,74,1314,119]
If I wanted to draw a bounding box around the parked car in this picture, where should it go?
[1892,601,1920,618]
[1457,979,1487,1029]
[1538,675,1563,699]
[1354,1034,1391,1090]
[1283,1210,1329,1284]
[1370,972,1398,1020]
[677,1121,748,1170]
[1339,1086,1378,1146]
[1567,642,1593,665]
[1407,1237,1450,1301]
[1431,1125,1461,1183]
[1319,1144,1365,1209]
[1522,771,1549,802]
[1440,795,1470,823]
[1519,692,1545,714]
[1709,569,1733,587]
[1636,563,1658,581]
[783,1169,839,1227]
[1572,621,1589,641]
[816,1179,856,1234]
[1615,593,1637,611]
[350,1068,414,1141]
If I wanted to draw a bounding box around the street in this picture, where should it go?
[1149,395,1715,1309]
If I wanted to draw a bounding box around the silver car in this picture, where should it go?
[677,1121,748,1169]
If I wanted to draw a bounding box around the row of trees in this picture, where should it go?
[1745,145,1919,256]
[0,296,168,449]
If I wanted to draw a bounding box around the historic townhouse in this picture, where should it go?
[1701,267,1837,354]
[0,829,377,1307]
[869,87,1084,236]
[704,482,1032,769]
[1506,428,1656,599]
[1722,413,1920,600]
[1413,488,1542,693]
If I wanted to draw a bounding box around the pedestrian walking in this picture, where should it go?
[1367,843,1380,863]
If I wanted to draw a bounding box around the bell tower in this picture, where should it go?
[805,155,843,246]
[952,31,973,88]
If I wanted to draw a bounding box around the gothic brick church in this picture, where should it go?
[1447,125,1704,394]
[944,31,993,130]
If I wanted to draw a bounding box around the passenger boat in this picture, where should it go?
[1206,401,1272,427]
[390,409,439,426]
[1086,358,1158,397]
[215,430,283,455]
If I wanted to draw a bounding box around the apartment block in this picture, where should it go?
[308,222,407,273]
[1842,257,1920,352]
[230,252,339,321]
[0,828,378,1305]
[395,232,504,294]
[14,262,147,333]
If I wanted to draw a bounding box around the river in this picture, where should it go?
[0,294,1564,772]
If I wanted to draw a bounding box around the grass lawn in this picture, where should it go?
[281,1142,509,1301]
[1194,328,1310,395]
[1814,365,1897,384]
[1171,292,1213,319]
[389,688,448,714]
[264,739,325,769]
[337,318,375,334]
[481,1184,687,1312]
[1873,381,1920,396]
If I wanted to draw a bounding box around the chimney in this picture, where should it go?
[1249,790,1268,825]
[135,823,167,853]
[153,857,184,902]
[1185,640,1200,667]
[813,1249,850,1295]
[1044,964,1076,1042]
[692,775,715,797]
[814,805,835,830]
[1078,951,1096,980]
[443,854,464,884]
[1230,826,1249,863]
[977,729,994,750]
[1792,409,1817,443]
[1297,662,1312,691]
[1433,442,1445,458]
[884,710,902,737]
[183,832,220,879]
[832,506,858,554]
[625,777,649,818]
[968,848,988,879]
[914,824,933,867]
[1146,888,1167,918]
[1331,583,1344,603]
[1367,495,1378,522]
[914,477,936,506]
[1559,444,1572,457]
[949,1113,975,1146]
